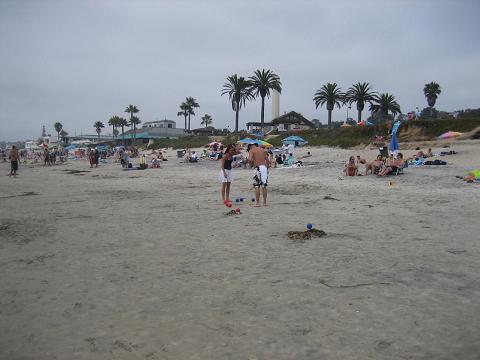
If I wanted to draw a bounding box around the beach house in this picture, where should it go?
[271,111,316,132]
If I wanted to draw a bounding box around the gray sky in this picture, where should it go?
[1,0,479,141]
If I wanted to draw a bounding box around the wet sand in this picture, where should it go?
[1,141,479,359]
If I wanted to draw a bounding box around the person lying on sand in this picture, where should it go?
[365,154,384,175]
[378,153,404,176]
[344,156,358,176]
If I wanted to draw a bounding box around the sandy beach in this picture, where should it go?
[1,141,479,360]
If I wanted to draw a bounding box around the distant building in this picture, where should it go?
[246,122,273,134]
[142,119,177,129]
[271,111,316,132]
[190,127,227,136]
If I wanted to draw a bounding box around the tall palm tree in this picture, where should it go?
[108,116,119,141]
[185,97,200,131]
[59,129,68,144]
[201,114,213,128]
[117,117,128,146]
[313,83,344,129]
[345,82,376,122]
[423,81,441,107]
[130,116,141,143]
[177,102,189,130]
[221,74,254,132]
[94,121,105,142]
[370,93,401,120]
[125,105,140,142]
[53,122,63,142]
[249,69,282,129]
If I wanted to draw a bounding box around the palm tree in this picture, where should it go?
[370,93,401,120]
[53,122,63,142]
[221,74,254,132]
[177,102,189,130]
[185,97,200,131]
[345,82,377,122]
[59,129,68,144]
[117,117,128,146]
[249,69,282,129]
[108,116,119,141]
[130,116,141,143]
[313,83,344,129]
[94,121,105,142]
[201,114,213,128]
[125,105,140,142]
[423,81,441,107]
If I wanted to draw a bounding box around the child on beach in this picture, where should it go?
[344,156,358,176]
[219,144,236,204]
[8,145,19,177]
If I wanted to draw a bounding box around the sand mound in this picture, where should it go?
[287,228,327,241]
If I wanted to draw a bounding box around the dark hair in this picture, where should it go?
[224,144,235,154]
[398,152,403,158]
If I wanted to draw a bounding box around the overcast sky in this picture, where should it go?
[1,0,479,141]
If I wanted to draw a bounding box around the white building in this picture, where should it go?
[142,119,177,129]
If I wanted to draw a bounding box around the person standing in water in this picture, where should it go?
[219,144,236,204]
[248,143,270,206]
[8,145,19,177]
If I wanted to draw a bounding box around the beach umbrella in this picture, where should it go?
[282,135,305,143]
[256,140,273,148]
[438,131,463,140]
[238,138,256,144]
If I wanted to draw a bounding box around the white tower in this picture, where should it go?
[272,89,280,120]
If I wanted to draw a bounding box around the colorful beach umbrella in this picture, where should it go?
[438,131,463,140]
[238,138,256,144]
[257,140,273,148]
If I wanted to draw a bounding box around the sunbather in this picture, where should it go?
[378,153,404,176]
[365,155,384,175]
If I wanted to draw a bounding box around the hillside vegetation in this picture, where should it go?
[147,117,480,149]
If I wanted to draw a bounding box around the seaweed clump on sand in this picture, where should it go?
[287,229,326,241]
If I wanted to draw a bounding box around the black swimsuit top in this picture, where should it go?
[224,157,233,170]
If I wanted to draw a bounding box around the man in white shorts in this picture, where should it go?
[248,143,270,206]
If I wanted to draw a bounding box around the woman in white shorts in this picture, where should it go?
[219,144,236,204]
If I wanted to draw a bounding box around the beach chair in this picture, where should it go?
[379,147,389,159]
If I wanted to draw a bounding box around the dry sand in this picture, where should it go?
[1,141,479,360]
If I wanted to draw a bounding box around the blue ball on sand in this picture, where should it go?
[240,198,244,202]
[307,223,313,230]
[251,197,255,202]
[235,198,239,203]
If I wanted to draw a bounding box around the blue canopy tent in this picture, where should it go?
[281,135,308,146]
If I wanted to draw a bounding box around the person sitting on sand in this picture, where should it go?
[365,154,384,175]
[344,156,358,176]
[425,148,433,158]
[378,153,404,176]
[284,153,295,166]
[189,151,198,163]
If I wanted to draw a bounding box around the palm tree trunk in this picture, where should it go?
[188,114,191,131]
[235,106,239,133]
[328,110,332,129]
[122,126,125,146]
[133,123,136,145]
[184,115,187,130]
[260,96,265,130]
[358,109,362,123]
